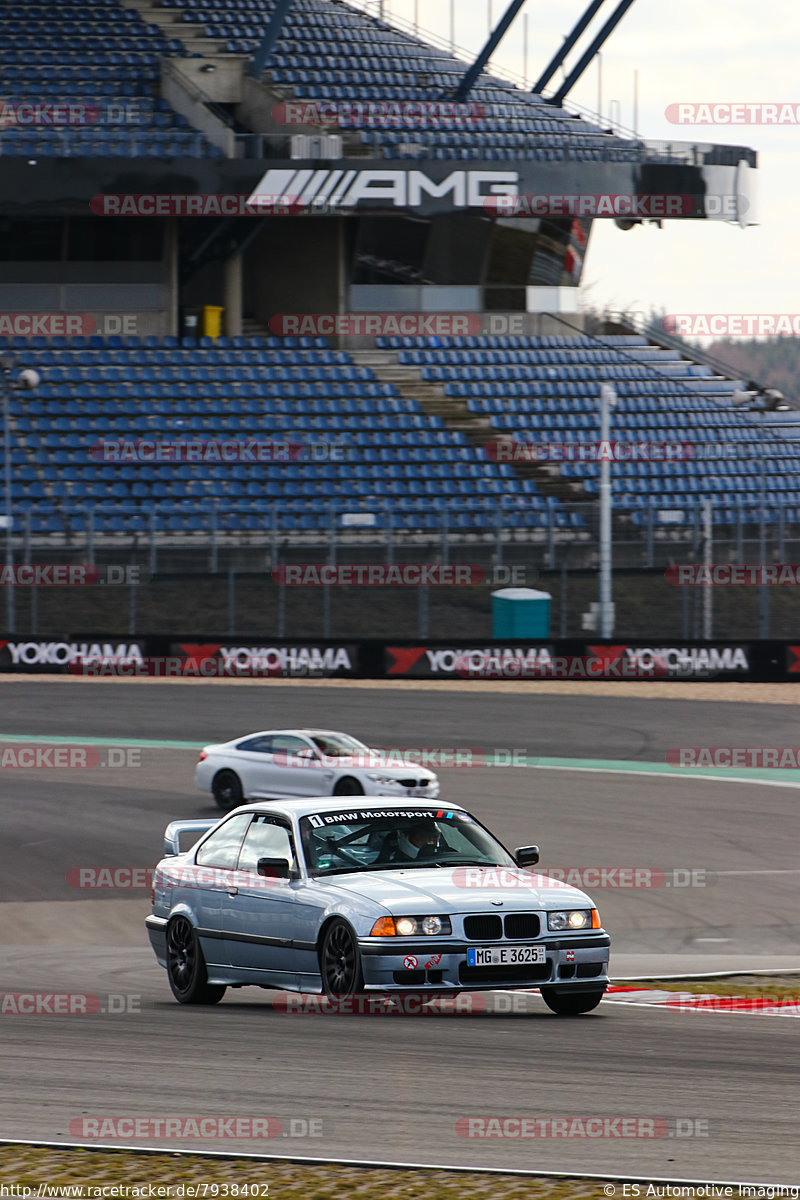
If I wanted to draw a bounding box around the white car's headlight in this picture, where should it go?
[366,772,399,784]
[547,909,596,931]
[370,915,452,936]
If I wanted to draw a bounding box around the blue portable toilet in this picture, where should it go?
[491,587,552,638]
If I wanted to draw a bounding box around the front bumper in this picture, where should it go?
[357,934,611,992]
[367,781,440,799]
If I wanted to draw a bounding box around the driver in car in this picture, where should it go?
[392,818,442,862]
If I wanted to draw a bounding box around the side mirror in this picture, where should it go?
[257,857,291,879]
[515,845,540,868]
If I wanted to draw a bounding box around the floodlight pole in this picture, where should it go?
[599,383,616,637]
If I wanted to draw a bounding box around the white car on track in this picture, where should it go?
[196,728,440,810]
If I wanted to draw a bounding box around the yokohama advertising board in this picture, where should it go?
[0,640,144,673]
[0,640,357,677]
[165,643,357,678]
[384,643,753,680]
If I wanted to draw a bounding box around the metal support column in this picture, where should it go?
[550,0,637,107]
[455,0,527,101]
[532,0,606,95]
[250,0,296,77]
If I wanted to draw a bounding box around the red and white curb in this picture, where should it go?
[604,986,800,1016]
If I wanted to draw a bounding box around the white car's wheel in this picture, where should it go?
[333,777,364,797]
[212,770,244,810]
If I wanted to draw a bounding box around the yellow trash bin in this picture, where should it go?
[201,305,225,339]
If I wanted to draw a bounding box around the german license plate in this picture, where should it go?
[467,945,545,966]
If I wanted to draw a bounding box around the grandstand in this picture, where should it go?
[0,0,779,561]
[0,0,222,158]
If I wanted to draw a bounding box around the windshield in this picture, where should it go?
[310,733,370,757]
[299,807,517,876]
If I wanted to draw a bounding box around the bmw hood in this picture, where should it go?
[322,866,594,911]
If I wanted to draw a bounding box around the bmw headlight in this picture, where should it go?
[370,915,452,936]
[547,909,592,931]
[366,772,398,783]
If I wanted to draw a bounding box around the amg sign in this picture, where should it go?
[247,167,519,212]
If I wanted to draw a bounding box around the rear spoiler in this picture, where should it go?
[163,819,219,858]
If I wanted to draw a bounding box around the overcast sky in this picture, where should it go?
[348,0,798,328]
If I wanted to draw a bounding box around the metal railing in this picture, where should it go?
[597,309,797,408]
[4,498,800,639]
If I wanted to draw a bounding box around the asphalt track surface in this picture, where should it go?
[1,681,799,1182]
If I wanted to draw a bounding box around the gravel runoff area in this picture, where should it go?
[0,1145,641,1200]
[2,677,800,702]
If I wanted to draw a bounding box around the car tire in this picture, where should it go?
[333,777,364,797]
[320,919,365,999]
[212,770,243,811]
[540,987,605,1016]
[166,916,226,1005]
